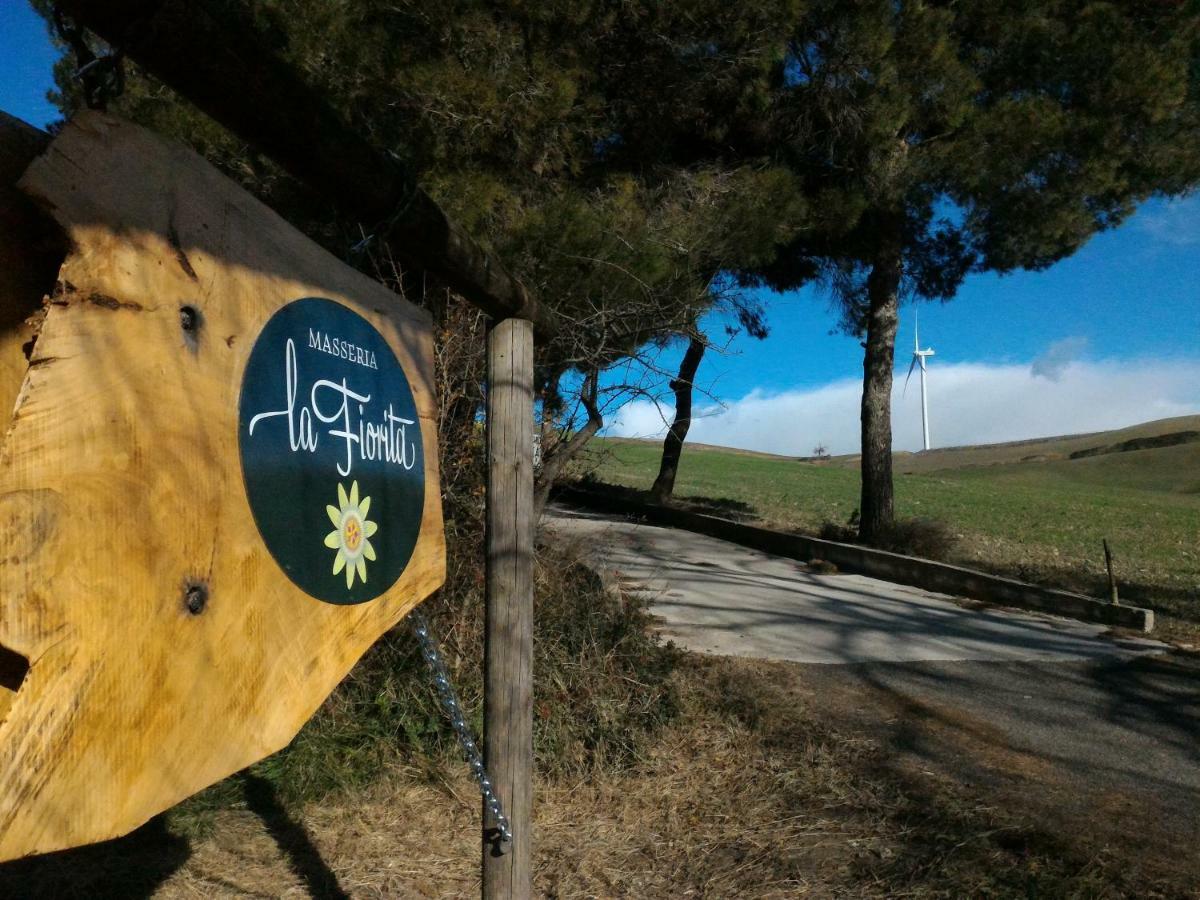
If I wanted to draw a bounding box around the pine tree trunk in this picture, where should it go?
[532,370,602,518]
[537,368,563,470]
[650,335,705,504]
[858,242,902,544]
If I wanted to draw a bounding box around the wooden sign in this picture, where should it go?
[0,112,445,861]
[239,297,427,602]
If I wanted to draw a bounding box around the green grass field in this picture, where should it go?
[582,422,1200,625]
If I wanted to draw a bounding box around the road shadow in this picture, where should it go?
[672,495,758,521]
[551,505,1164,665]
[242,773,351,900]
[811,654,1200,888]
[0,814,190,899]
[705,652,1200,893]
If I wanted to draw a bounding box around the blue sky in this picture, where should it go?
[704,210,1200,398]
[1,2,61,130]
[4,1,1198,453]
[607,200,1200,454]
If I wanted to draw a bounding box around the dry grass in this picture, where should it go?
[0,661,877,898]
[7,652,1192,898]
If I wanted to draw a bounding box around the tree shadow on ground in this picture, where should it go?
[0,774,350,899]
[568,479,758,521]
[703,653,1200,895]
[241,773,351,900]
[823,656,1200,891]
[852,668,1200,892]
[673,495,758,520]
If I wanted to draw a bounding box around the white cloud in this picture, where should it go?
[1136,195,1200,247]
[1031,336,1088,381]
[605,356,1200,455]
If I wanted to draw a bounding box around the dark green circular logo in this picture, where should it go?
[238,297,425,604]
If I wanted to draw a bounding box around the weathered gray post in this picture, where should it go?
[484,318,534,898]
[1103,539,1120,605]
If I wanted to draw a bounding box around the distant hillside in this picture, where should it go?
[604,415,1200,474]
[601,436,794,461]
[888,414,1200,474]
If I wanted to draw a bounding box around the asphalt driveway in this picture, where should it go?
[546,505,1200,883]
[546,506,1165,665]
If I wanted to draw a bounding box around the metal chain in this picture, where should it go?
[409,610,513,845]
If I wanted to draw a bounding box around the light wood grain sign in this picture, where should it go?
[0,112,445,861]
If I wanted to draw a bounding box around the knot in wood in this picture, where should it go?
[184,583,208,616]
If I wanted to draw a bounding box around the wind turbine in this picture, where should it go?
[904,314,935,451]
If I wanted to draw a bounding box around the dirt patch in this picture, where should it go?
[1069,430,1200,460]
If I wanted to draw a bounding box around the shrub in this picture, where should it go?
[819,514,957,561]
[819,520,856,543]
[871,517,959,560]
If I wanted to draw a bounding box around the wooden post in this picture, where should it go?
[484,318,534,898]
[1103,539,1119,605]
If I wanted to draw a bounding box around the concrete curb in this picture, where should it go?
[556,485,1155,633]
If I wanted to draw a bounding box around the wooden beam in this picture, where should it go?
[55,0,558,339]
[0,111,50,174]
[484,318,534,898]
[0,112,64,427]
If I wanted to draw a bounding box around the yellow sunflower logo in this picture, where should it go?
[325,480,378,588]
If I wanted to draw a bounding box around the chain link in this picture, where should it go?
[409,610,513,846]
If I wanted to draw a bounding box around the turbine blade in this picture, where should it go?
[903,354,917,396]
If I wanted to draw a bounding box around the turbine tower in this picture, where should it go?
[904,315,935,451]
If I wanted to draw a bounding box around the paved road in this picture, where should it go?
[794,653,1200,881]
[546,505,1200,877]
[547,506,1166,665]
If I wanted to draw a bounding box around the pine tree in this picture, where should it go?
[750,0,1200,542]
[34,0,812,508]
[35,0,1199,535]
